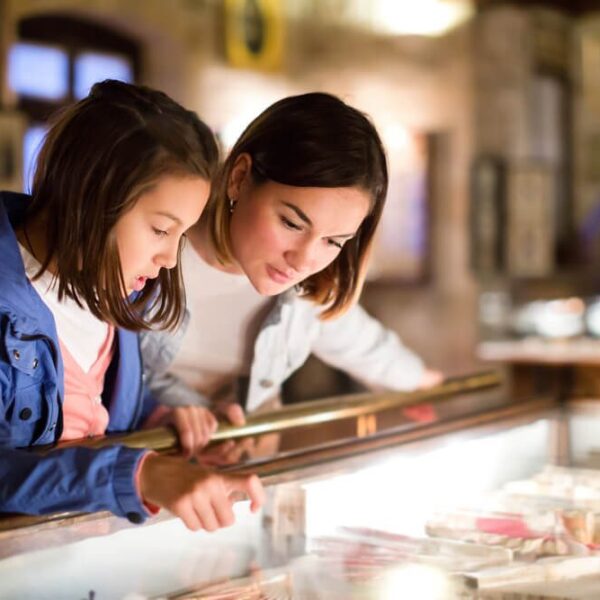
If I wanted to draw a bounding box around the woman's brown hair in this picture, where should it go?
[27,79,219,330]
[205,92,388,319]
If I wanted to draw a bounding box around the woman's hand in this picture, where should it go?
[418,368,444,389]
[139,454,265,532]
[198,438,257,468]
[402,368,444,423]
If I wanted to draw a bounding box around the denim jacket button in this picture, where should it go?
[12,349,20,360]
[19,408,32,421]
[259,379,273,388]
[32,358,39,369]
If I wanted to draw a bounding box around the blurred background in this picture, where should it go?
[2,0,600,402]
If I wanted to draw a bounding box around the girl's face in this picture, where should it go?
[115,174,210,294]
[228,155,371,296]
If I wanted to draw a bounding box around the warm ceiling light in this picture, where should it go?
[371,0,473,36]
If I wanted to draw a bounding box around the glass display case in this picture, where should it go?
[2,372,600,599]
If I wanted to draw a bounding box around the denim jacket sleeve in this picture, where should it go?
[0,364,150,521]
[0,442,151,520]
[139,309,210,408]
[311,302,425,391]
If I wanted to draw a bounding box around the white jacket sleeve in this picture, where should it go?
[311,303,425,391]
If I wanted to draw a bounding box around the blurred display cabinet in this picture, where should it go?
[471,161,557,279]
[472,5,573,281]
[4,374,600,598]
[470,157,506,275]
[506,163,556,278]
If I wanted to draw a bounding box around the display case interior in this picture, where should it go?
[3,374,600,599]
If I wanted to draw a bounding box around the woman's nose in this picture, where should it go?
[285,240,318,274]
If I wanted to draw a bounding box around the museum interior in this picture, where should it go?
[3,1,600,598]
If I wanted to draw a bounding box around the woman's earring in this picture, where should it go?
[229,196,237,213]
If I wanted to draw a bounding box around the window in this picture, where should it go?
[8,43,69,101]
[74,51,133,100]
[8,15,140,191]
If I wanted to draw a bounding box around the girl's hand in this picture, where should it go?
[168,406,218,458]
[215,401,246,426]
[139,454,265,532]
[161,403,246,458]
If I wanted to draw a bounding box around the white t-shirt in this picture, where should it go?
[170,241,273,403]
[18,243,109,373]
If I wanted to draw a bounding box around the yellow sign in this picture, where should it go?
[224,0,284,71]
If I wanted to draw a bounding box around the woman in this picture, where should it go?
[142,92,442,447]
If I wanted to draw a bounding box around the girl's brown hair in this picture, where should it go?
[27,79,219,330]
[205,92,388,319]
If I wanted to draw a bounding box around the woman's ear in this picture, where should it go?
[227,153,253,201]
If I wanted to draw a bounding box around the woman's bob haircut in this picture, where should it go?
[205,91,388,319]
[27,79,219,331]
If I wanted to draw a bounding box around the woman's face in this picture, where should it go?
[228,155,371,296]
[115,174,210,294]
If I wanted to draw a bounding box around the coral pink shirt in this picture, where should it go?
[59,327,114,441]
[58,327,160,515]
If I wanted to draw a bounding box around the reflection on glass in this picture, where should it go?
[8,43,68,100]
[74,52,133,100]
[303,420,549,540]
[23,125,48,193]
[198,432,281,468]
[381,564,454,600]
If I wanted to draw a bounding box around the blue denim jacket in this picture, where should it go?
[0,192,153,522]
[141,284,425,413]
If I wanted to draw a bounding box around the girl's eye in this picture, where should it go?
[152,227,168,238]
[280,216,302,231]
[328,239,343,249]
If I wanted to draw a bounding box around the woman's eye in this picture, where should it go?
[152,227,169,238]
[280,216,302,231]
[328,239,343,249]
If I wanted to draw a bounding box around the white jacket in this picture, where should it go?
[140,290,424,413]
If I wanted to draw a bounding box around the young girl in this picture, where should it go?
[142,92,443,448]
[0,80,264,531]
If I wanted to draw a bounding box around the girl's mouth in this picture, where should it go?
[132,276,148,291]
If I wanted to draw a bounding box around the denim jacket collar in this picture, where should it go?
[0,192,57,339]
